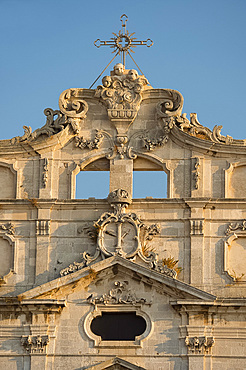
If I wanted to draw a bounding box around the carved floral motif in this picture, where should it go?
[88,280,148,305]
[95,64,149,134]
[75,129,104,150]
[185,336,214,354]
[21,335,49,353]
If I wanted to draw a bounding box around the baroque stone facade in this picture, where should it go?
[0,63,245,369]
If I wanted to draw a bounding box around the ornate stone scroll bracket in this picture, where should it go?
[59,89,88,120]
[60,189,177,279]
[192,157,200,190]
[175,113,245,145]
[75,129,104,150]
[190,220,204,236]
[87,280,150,306]
[226,220,246,235]
[21,335,49,354]
[36,220,50,236]
[42,158,49,188]
[95,64,149,136]
[0,222,15,235]
[185,336,214,354]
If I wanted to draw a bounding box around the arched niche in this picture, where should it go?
[225,161,246,198]
[0,233,15,282]
[0,162,17,199]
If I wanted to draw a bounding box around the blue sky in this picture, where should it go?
[1,0,246,198]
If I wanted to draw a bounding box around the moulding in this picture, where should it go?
[84,304,152,348]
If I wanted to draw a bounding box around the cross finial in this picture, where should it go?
[94,14,153,67]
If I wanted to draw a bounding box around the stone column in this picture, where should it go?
[35,207,51,285]
[110,158,133,197]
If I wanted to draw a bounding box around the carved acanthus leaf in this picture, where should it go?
[88,280,149,305]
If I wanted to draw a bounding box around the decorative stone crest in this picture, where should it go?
[21,335,49,353]
[88,280,148,305]
[95,64,149,135]
[185,336,214,354]
[60,189,177,279]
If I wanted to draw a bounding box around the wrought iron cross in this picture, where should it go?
[94,14,153,67]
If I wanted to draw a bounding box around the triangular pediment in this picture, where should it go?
[18,256,215,302]
[86,357,146,370]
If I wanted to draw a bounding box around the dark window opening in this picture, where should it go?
[91,312,146,341]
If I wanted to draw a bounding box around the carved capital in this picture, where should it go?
[185,336,214,354]
[36,220,50,236]
[21,335,49,354]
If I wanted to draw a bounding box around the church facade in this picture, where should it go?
[0,62,245,369]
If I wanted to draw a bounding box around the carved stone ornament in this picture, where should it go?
[95,64,149,135]
[88,280,149,305]
[42,158,49,188]
[21,335,49,354]
[75,129,104,150]
[174,113,246,145]
[192,157,200,190]
[185,336,214,354]
[60,189,176,278]
[0,222,15,235]
[11,108,76,144]
[226,220,246,235]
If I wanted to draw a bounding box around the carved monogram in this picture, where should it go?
[60,189,176,279]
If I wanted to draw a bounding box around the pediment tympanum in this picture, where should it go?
[18,255,215,302]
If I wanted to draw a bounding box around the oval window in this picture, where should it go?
[91,312,146,341]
